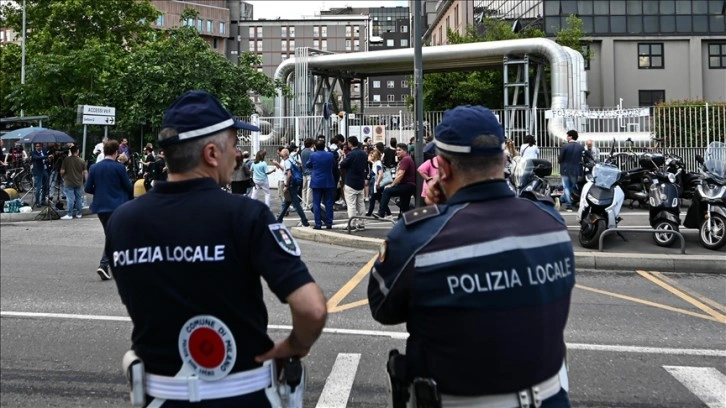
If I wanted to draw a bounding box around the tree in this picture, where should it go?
[0,43,21,120]
[555,14,592,66]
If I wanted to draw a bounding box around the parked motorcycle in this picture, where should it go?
[577,141,625,248]
[641,153,682,247]
[509,156,553,199]
[570,150,597,205]
[683,141,726,250]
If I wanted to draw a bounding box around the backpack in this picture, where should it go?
[240,159,252,180]
[287,158,303,184]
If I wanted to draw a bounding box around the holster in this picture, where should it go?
[279,357,305,408]
[386,349,409,408]
[121,350,146,407]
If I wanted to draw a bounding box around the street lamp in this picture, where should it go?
[20,0,26,117]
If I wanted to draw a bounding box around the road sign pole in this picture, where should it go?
[82,125,88,160]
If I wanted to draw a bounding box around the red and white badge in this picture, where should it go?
[178,315,237,381]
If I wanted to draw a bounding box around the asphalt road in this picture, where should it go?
[1,218,724,407]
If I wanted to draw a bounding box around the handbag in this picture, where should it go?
[379,168,394,187]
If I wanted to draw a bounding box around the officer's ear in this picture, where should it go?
[437,155,451,181]
[202,143,220,168]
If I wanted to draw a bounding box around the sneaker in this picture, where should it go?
[61,215,73,220]
[75,214,82,219]
[372,213,383,219]
[97,266,112,281]
[566,207,573,212]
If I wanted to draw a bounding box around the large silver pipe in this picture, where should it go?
[273,38,573,141]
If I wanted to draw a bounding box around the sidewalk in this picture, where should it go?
[2,189,723,273]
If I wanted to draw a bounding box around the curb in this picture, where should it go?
[1,208,95,223]
[291,227,726,274]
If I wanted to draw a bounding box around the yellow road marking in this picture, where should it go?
[331,299,370,313]
[575,284,722,323]
[327,254,376,313]
[637,271,726,323]
[649,271,726,314]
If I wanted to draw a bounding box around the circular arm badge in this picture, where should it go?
[178,315,237,381]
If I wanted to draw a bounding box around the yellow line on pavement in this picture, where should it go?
[327,254,377,313]
[331,299,370,313]
[575,284,722,323]
[637,271,726,323]
[649,271,726,314]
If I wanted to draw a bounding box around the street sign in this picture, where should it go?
[82,105,116,116]
[82,115,115,125]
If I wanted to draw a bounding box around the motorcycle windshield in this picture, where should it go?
[704,141,726,179]
[511,156,534,189]
[592,164,620,188]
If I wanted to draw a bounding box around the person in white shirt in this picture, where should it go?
[519,134,540,159]
[585,139,600,162]
[93,137,108,163]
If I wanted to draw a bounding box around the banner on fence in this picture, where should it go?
[545,108,650,119]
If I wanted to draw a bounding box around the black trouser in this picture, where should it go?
[378,183,416,217]
[98,212,112,268]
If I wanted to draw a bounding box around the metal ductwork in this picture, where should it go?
[273,38,576,141]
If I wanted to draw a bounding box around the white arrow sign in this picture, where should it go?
[82,115,115,125]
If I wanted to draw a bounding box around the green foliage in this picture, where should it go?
[653,100,726,148]
[0,44,21,119]
[555,14,592,63]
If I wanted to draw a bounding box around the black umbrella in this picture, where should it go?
[21,129,75,144]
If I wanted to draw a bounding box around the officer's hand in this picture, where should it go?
[254,336,309,363]
[424,176,447,205]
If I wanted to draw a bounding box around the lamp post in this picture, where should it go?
[20,0,26,118]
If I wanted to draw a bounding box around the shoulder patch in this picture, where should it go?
[402,205,441,226]
[268,223,301,256]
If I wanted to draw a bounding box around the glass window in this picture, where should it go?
[373,81,381,88]
[220,22,225,34]
[660,15,676,32]
[628,15,643,33]
[197,19,203,30]
[643,15,659,32]
[401,94,408,102]
[281,26,287,37]
[321,39,327,50]
[709,43,726,68]
[643,0,658,14]
[289,40,294,49]
[156,15,165,27]
[710,15,726,33]
[611,16,627,32]
[676,15,692,32]
[692,0,708,13]
[594,16,609,32]
[355,26,360,35]
[248,40,255,51]
[387,39,394,47]
[249,27,255,37]
[660,0,675,13]
[638,90,665,106]
[401,39,409,47]
[709,0,724,13]
[256,26,262,37]
[401,25,408,33]
[321,26,327,37]
[545,1,560,15]
[562,1,578,14]
[257,39,263,51]
[207,20,212,32]
[611,0,626,14]
[186,18,193,27]
[353,84,360,92]
[693,15,709,32]
[313,26,319,37]
[582,44,591,70]
[638,43,664,69]
[373,94,381,102]
[346,25,352,36]
[212,38,218,48]
[345,39,351,51]
[545,16,561,32]
[582,16,594,32]
[313,39,319,48]
[675,0,691,13]
[593,1,609,14]
[387,95,395,102]
[282,41,287,51]
[354,40,360,51]
[289,26,295,37]
[401,80,409,88]
[387,80,395,88]
[626,0,642,14]
[577,0,593,14]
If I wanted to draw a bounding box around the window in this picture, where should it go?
[373,80,381,88]
[289,26,295,37]
[387,95,396,102]
[353,83,360,92]
[206,20,213,33]
[213,38,218,48]
[281,26,287,37]
[638,43,663,68]
[289,40,295,50]
[321,26,327,37]
[257,39,263,51]
[321,39,327,50]
[401,39,409,47]
[386,39,394,47]
[248,40,255,51]
[454,5,459,27]
[582,44,591,70]
[401,80,409,88]
[313,39,320,48]
[313,26,319,37]
[638,90,665,106]
[249,27,255,37]
[354,26,360,35]
[387,80,395,88]
[401,94,408,102]
[709,43,726,68]
[354,40,360,51]
[256,26,262,37]
[345,40,351,51]
[197,19,202,31]
[220,22,226,34]
[156,14,165,27]
[346,25,352,36]
[185,18,193,27]
[282,40,288,51]
[373,94,381,102]
[446,16,450,31]
[401,25,408,33]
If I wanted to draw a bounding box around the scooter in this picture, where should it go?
[577,141,625,248]
[683,141,726,250]
[641,153,682,247]
[509,156,553,200]
[570,150,596,205]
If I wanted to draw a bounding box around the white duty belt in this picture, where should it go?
[436,362,569,408]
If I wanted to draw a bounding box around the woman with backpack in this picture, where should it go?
[230,150,252,195]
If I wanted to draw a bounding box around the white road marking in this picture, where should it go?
[2,311,724,357]
[315,353,361,408]
[664,366,726,408]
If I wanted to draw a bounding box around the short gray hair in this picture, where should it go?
[159,128,231,174]
[436,134,504,179]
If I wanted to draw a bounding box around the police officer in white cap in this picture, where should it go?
[106,90,327,407]
[368,105,575,408]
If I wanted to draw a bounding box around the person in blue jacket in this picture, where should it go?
[85,139,133,280]
[30,143,50,207]
[558,129,585,211]
[306,139,336,229]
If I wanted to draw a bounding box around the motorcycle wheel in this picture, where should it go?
[17,174,32,192]
[579,219,607,249]
[700,214,726,250]
[652,220,679,247]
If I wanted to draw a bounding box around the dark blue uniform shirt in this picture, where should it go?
[106,178,314,379]
[368,180,575,396]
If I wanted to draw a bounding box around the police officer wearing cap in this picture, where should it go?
[106,90,327,407]
[367,105,575,408]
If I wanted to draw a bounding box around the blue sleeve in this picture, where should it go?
[367,222,413,325]
[120,166,133,194]
[84,166,95,194]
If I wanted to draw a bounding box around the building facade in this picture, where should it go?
[417,0,726,106]
[150,0,232,55]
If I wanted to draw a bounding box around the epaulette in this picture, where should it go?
[402,205,441,226]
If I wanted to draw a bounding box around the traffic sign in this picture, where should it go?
[82,105,116,116]
[82,115,115,125]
